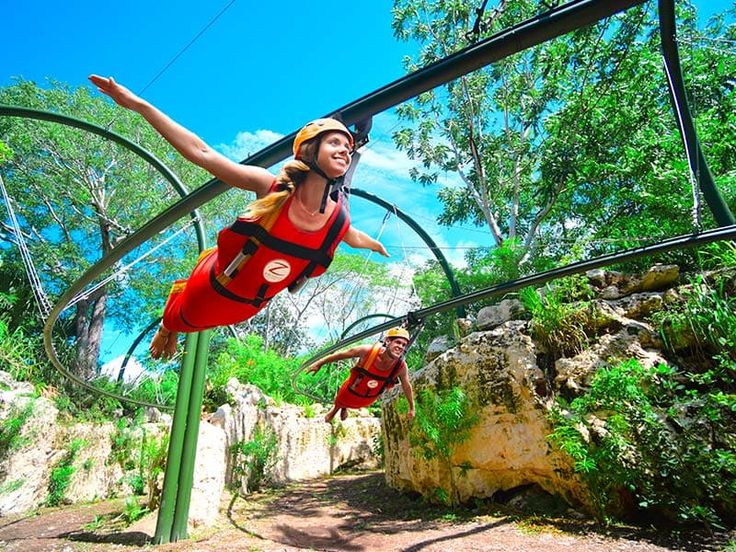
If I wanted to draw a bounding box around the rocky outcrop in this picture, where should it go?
[1,371,379,527]
[209,380,380,493]
[189,421,226,527]
[383,323,589,509]
[0,375,59,515]
[477,298,527,330]
[382,264,685,514]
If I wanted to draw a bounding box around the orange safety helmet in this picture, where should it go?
[385,326,410,341]
[293,118,354,159]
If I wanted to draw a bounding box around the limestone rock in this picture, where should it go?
[211,380,380,493]
[477,299,526,330]
[555,328,668,393]
[0,391,58,515]
[189,421,227,528]
[456,317,475,337]
[589,265,679,299]
[586,269,625,290]
[382,324,591,511]
[637,264,680,292]
[608,292,665,320]
[62,423,126,504]
[424,335,453,364]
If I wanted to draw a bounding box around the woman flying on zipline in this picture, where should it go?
[89,75,388,359]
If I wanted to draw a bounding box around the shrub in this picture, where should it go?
[206,334,347,410]
[0,401,34,461]
[46,437,86,506]
[548,359,736,527]
[520,275,594,358]
[408,387,479,505]
[230,425,279,494]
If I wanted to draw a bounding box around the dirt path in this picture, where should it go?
[0,472,730,552]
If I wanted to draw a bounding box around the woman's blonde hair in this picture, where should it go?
[243,140,318,220]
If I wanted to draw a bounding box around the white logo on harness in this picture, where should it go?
[366,380,379,389]
[263,259,292,283]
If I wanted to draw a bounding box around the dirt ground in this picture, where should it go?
[0,471,732,552]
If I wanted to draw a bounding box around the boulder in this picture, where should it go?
[477,299,526,330]
[189,421,227,528]
[0,391,58,515]
[424,335,453,364]
[382,324,591,511]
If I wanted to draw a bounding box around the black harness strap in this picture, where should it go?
[347,356,403,399]
[209,263,274,307]
[228,221,334,266]
[211,201,348,305]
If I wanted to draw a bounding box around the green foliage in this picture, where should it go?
[302,403,317,419]
[122,496,147,525]
[655,274,736,364]
[520,276,593,357]
[548,359,736,527]
[230,425,280,493]
[0,139,13,163]
[0,400,34,460]
[206,334,350,410]
[0,318,40,383]
[206,334,303,409]
[140,430,169,510]
[410,387,478,462]
[392,0,736,278]
[409,387,479,505]
[107,419,168,509]
[46,437,86,507]
[125,371,178,409]
[109,418,138,471]
[83,514,105,532]
[0,479,25,495]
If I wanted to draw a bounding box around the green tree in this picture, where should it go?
[392,1,735,272]
[0,79,244,378]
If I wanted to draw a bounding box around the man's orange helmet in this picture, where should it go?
[385,327,410,341]
[293,118,354,159]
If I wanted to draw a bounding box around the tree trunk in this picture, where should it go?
[73,289,107,380]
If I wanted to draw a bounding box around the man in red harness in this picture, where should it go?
[307,327,415,423]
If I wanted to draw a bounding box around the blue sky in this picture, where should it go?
[3,0,734,360]
[4,0,732,265]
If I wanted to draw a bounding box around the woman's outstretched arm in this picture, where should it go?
[89,75,273,197]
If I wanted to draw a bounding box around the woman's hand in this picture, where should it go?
[373,241,389,257]
[306,362,322,375]
[88,75,142,111]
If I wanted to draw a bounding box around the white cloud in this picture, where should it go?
[357,142,414,177]
[217,129,284,161]
[100,355,149,385]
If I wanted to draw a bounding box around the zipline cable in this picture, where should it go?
[0,174,52,317]
[66,218,199,311]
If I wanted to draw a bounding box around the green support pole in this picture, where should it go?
[153,332,199,544]
[170,329,213,541]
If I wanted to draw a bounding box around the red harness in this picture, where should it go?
[162,186,350,332]
[334,343,405,410]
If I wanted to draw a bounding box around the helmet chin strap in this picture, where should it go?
[305,159,343,214]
